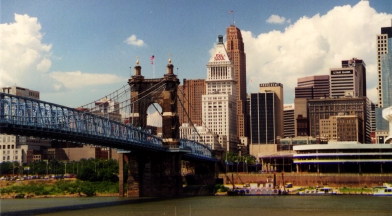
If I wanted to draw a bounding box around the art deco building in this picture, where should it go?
[177,79,206,126]
[226,25,248,139]
[202,35,237,152]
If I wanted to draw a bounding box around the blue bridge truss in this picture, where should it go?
[0,93,216,162]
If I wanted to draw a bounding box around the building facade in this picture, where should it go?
[249,83,284,157]
[330,67,359,98]
[377,26,392,108]
[319,113,364,143]
[375,26,392,134]
[177,79,206,126]
[307,96,371,143]
[295,75,330,99]
[202,35,237,152]
[226,25,248,139]
[283,104,295,138]
[341,58,367,97]
[179,123,221,150]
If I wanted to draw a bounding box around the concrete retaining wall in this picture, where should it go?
[219,173,392,187]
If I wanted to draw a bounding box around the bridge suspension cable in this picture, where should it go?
[177,86,213,145]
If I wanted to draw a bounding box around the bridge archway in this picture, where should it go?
[129,61,180,148]
[146,103,162,129]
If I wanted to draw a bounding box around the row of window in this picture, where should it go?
[1,155,18,161]
[2,150,18,155]
[0,145,15,149]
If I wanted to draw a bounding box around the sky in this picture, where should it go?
[1,0,392,108]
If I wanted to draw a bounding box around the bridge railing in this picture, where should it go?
[0,92,163,148]
[180,139,213,158]
[0,93,215,159]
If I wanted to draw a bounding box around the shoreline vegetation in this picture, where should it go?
[1,179,380,199]
[0,178,119,199]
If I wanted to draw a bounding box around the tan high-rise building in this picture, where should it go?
[177,79,206,126]
[226,25,248,139]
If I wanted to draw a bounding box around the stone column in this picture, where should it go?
[118,153,124,197]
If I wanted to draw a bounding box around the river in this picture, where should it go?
[1,195,391,216]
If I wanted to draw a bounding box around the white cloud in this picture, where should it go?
[0,13,64,92]
[50,71,125,89]
[242,1,392,104]
[0,13,127,107]
[124,34,146,47]
[266,15,287,24]
[147,111,162,127]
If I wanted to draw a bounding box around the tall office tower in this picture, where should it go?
[342,58,367,97]
[375,25,392,134]
[177,79,206,126]
[250,83,284,145]
[283,105,295,138]
[377,25,392,108]
[330,67,360,98]
[226,25,248,139]
[295,75,330,99]
[202,35,237,152]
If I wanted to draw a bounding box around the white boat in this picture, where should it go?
[298,187,336,195]
[373,183,392,196]
[227,175,286,196]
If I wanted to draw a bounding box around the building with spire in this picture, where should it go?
[202,35,237,152]
[226,25,248,140]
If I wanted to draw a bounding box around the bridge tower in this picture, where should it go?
[129,59,180,148]
[119,59,184,197]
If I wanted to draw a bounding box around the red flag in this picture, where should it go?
[150,55,154,64]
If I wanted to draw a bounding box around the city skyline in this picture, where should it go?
[1,0,391,108]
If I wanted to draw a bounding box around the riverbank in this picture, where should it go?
[0,178,119,199]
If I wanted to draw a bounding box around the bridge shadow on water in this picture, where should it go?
[2,196,194,216]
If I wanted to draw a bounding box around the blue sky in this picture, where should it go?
[1,0,391,107]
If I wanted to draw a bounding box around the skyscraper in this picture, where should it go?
[329,67,360,98]
[375,25,392,134]
[226,25,248,139]
[377,25,392,108]
[250,83,284,144]
[284,104,295,138]
[202,35,237,152]
[341,58,367,97]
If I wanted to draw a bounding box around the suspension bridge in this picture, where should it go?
[0,60,222,197]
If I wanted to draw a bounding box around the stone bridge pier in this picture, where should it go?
[119,151,183,197]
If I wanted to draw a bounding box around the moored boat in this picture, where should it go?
[227,174,287,196]
[372,183,392,196]
[298,187,336,195]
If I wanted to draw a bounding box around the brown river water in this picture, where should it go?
[1,195,391,216]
